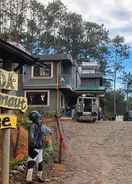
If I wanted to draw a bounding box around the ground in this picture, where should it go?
[10,120,132,184]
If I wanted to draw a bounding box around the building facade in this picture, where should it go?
[76,61,105,112]
[23,53,80,114]
[23,54,105,115]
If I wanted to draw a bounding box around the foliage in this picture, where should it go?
[105,35,129,115]
[0,0,130,87]
[121,72,132,111]
[121,72,132,94]
[0,0,109,71]
[81,22,108,60]
[107,35,129,84]
[104,90,126,118]
[127,97,132,110]
[44,112,57,118]
[43,142,54,164]
[123,112,129,121]
[10,157,27,170]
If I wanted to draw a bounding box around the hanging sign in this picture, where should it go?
[0,114,17,129]
[0,69,18,91]
[0,92,28,112]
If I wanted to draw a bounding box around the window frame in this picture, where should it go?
[25,90,50,107]
[60,94,65,108]
[31,62,53,79]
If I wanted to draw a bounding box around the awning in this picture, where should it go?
[75,86,105,94]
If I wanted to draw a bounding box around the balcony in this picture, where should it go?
[60,74,75,90]
[81,72,102,79]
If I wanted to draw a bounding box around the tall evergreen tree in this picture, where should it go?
[108,35,129,116]
[122,72,132,111]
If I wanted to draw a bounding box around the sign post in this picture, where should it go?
[2,107,17,184]
[2,126,10,184]
[0,67,27,184]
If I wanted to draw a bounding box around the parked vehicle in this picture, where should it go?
[75,95,98,122]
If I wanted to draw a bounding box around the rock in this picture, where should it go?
[45,178,51,182]
[17,165,25,172]
[53,164,65,172]
[10,169,20,174]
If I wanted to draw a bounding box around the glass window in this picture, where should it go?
[60,95,65,107]
[26,91,49,106]
[32,63,52,78]
[82,70,95,74]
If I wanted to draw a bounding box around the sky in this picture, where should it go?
[38,0,132,74]
[38,0,132,44]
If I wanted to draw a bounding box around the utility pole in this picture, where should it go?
[113,70,116,119]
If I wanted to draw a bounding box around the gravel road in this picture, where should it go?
[53,120,132,184]
[10,120,132,184]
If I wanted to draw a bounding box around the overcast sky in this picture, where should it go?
[38,0,132,45]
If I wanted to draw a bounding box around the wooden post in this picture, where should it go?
[2,128,10,184]
[56,116,63,163]
[2,63,12,184]
[56,62,60,114]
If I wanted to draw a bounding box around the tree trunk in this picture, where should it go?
[113,71,116,119]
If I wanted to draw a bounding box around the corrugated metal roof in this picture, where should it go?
[37,53,73,63]
[0,39,35,64]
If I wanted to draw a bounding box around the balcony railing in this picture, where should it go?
[60,74,75,89]
[81,72,102,78]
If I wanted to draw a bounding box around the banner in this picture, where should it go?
[0,92,28,112]
[0,68,18,91]
[0,114,17,129]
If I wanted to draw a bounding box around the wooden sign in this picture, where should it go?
[0,115,17,129]
[0,92,28,112]
[0,68,18,91]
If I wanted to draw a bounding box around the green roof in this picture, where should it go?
[75,86,105,92]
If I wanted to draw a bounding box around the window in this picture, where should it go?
[26,91,49,106]
[31,63,53,78]
[60,95,65,108]
[82,70,95,74]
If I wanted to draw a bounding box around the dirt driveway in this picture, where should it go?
[50,120,132,184]
[10,120,132,184]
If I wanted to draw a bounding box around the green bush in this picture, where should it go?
[104,112,114,120]
[44,112,56,118]
[123,112,128,121]
[10,157,27,170]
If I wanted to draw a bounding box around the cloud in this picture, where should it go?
[110,8,132,21]
[38,0,132,43]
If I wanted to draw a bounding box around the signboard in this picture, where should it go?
[0,114,17,129]
[0,69,18,91]
[0,92,28,112]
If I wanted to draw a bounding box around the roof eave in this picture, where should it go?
[0,39,35,64]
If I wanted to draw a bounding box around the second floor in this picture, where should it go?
[23,54,104,92]
[23,53,80,90]
[80,62,102,77]
[78,61,103,89]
